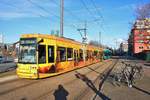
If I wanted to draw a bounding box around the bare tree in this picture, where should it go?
[135,3,150,19]
[51,30,55,35]
[89,40,99,46]
[89,40,104,48]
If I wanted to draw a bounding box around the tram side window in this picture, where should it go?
[99,51,103,59]
[38,45,46,64]
[57,47,66,62]
[89,50,92,59]
[79,49,83,61]
[74,50,78,61]
[94,51,98,56]
[67,48,73,61]
[48,46,54,63]
[86,50,89,60]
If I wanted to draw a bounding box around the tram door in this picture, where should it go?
[74,50,78,66]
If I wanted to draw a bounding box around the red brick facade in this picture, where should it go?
[128,18,150,54]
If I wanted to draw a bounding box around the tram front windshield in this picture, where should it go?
[19,39,37,64]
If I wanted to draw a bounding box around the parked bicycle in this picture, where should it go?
[111,61,143,88]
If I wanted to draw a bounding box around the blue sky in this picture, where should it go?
[0,0,150,48]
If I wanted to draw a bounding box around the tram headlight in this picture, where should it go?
[31,66,38,74]
[31,66,37,69]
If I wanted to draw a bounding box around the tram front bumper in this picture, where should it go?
[16,68,38,79]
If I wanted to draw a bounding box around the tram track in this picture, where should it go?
[0,60,112,98]
[74,59,118,100]
[34,60,113,100]
[64,60,112,86]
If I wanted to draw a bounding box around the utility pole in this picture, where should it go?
[0,34,2,43]
[60,0,64,37]
[77,21,87,63]
[99,32,101,47]
[77,21,87,43]
[115,39,118,49]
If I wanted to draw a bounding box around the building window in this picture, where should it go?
[57,47,66,62]
[139,46,143,49]
[138,40,144,43]
[139,34,143,37]
[146,36,150,39]
[48,46,54,63]
[67,48,73,60]
[38,45,46,64]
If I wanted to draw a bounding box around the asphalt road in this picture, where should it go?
[101,58,150,100]
[0,59,116,100]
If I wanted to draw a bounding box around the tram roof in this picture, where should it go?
[21,34,103,50]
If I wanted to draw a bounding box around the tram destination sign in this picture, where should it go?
[20,38,36,44]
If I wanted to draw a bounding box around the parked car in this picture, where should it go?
[14,58,18,63]
[0,56,5,63]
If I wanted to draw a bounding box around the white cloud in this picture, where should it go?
[117,38,124,43]
[117,4,137,11]
[0,12,39,19]
[0,0,59,20]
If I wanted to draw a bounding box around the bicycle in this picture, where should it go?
[115,62,143,88]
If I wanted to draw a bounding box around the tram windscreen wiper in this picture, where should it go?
[19,61,35,64]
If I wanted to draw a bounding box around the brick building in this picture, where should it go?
[128,18,150,60]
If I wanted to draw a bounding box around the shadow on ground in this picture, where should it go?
[75,71,111,100]
[132,85,150,95]
[53,84,69,100]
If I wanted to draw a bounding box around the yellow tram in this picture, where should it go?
[17,34,103,79]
